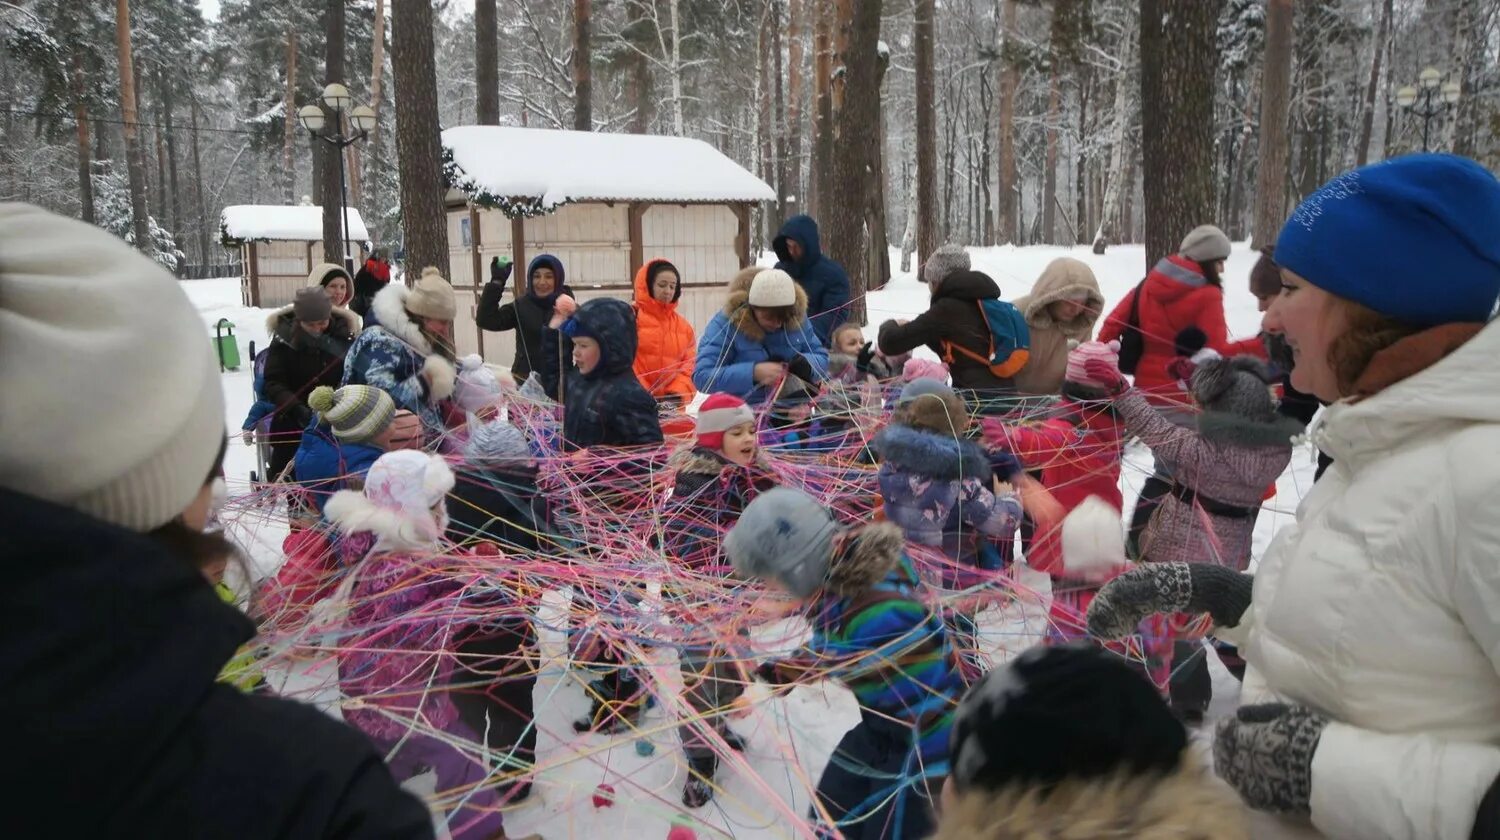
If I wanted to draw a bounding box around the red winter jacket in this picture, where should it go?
[1098,254,1230,408]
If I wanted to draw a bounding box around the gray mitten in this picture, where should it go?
[1214,703,1328,815]
[1085,562,1253,640]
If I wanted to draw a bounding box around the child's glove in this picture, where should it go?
[1085,562,1254,640]
[1214,703,1328,815]
[855,341,878,375]
[986,449,1025,483]
[786,354,815,384]
[1083,358,1130,395]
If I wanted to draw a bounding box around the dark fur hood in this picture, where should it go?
[265,305,359,346]
[723,265,810,342]
[1197,410,1304,448]
[872,423,993,482]
[929,755,1248,840]
[669,445,771,476]
[825,521,907,597]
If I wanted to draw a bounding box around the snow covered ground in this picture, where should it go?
[183,240,1316,839]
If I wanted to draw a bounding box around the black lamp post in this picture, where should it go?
[298,83,376,272]
[1396,67,1462,153]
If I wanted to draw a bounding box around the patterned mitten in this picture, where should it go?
[1214,703,1328,815]
[1085,562,1253,640]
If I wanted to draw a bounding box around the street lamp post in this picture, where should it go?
[1395,67,1462,153]
[298,83,377,271]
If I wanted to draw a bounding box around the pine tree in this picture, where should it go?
[390,0,448,276]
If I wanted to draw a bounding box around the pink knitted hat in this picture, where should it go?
[1065,340,1122,389]
[901,357,950,384]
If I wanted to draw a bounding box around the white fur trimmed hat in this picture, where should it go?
[747,268,797,308]
[0,203,226,531]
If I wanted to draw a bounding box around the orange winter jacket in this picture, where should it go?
[632,258,697,404]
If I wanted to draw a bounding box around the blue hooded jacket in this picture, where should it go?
[773,215,851,346]
[540,297,664,451]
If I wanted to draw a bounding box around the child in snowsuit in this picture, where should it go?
[935,644,1247,840]
[325,450,513,840]
[872,377,1023,681]
[539,295,665,733]
[979,341,1128,641]
[729,488,964,840]
[1086,352,1302,721]
[663,393,779,807]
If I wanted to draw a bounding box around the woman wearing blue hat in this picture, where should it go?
[1084,154,1500,840]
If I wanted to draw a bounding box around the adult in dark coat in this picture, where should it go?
[772,214,851,346]
[350,249,391,323]
[1,491,437,839]
[262,287,357,479]
[877,247,1016,399]
[477,254,575,384]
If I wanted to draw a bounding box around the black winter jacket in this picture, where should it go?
[539,296,664,451]
[0,489,434,839]
[263,306,357,435]
[476,254,575,382]
[877,269,1015,393]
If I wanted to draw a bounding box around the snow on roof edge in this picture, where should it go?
[220,205,370,245]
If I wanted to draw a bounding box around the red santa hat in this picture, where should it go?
[696,393,755,451]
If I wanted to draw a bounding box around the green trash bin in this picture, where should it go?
[214,318,241,371]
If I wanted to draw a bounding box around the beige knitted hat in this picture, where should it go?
[407,266,457,320]
[0,203,225,531]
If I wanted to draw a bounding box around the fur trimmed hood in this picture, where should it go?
[1197,410,1304,449]
[825,521,906,597]
[1014,257,1105,338]
[265,304,360,345]
[669,445,770,477]
[370,281,436,355]
[930,756,1248,840]
[723,265,810,342]
[872,423,993,482]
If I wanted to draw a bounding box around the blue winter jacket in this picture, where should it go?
[340,283,454,435]
[773,215,851,346]
[292,420,384,512]
[692,268,829,404]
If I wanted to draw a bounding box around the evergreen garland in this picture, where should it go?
[441,146,564,219]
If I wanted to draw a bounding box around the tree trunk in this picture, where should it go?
[631,51,652,133]
[1075,69,1090,244]
[756,2,772,244]
[70,45,94,224]
[670,0,684,135]
[914,0,937,263]
[1139,0,1221,269]
[1354,0,1391,166]
[810,0,833,218]
[864,45,890,300]
[1252,0,1293,250]
[995,0,1019,245]
[825,0,877,325]
[115,0,151,253]
[191,94,210,265]
[1449,0,1480,157]
[282,26,299,204]
[322,0,346,265]
[1041,72,1061,245]
[1092,16,1136,254]
[367,0,386,235]
[980,71,993,246]
[573,0,592,130]
[786,0,805,206]
[475,0,499,125]
[900,153,918,271]
[772,0,787,219]
[1121,135,1136,242]
[391,0,450,276]
[163,76,182,237]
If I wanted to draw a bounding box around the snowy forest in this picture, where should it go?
[3,0,1497,295]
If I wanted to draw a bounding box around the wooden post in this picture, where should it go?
[510,215,526,299]
[627,202,650,277]
[469,204,484,356]
[246,242,261,307]
[731,203,752,268]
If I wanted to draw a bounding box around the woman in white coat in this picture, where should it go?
[1084,153,1500,840]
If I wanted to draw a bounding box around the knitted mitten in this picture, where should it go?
[1085,562,1253,640]
[1214,703,1328,815]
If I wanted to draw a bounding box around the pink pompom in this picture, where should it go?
[555,294,578,317]
[591,783,615,809]
[901,357,949,384]
[666,825,697,840]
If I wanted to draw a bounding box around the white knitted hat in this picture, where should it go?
[0,203,225,531]
[748,269,797,308]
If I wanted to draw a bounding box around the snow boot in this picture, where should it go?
[573,677,649,734]
[682,754,719,808]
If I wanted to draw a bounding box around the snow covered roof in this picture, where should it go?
[220,205,369,245]
[442,126,775,215]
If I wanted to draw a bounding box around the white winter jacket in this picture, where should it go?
[1239,320,1500,839]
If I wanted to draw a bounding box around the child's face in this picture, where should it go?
[720,422,758,465]
[835,328,864,355]
[572,336,602,374]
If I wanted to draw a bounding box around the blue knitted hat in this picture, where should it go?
[1275,154,1500,327]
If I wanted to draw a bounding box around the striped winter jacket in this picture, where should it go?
[766,522,963,771]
